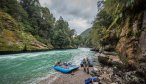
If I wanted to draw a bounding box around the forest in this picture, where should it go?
[0,0,82,52]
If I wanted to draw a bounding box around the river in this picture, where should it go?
[0,48,97,84]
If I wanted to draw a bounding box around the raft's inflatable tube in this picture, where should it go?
[53,65,79,73]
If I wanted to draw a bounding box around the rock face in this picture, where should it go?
[96,12,146,81]
[142,11,146,28]
[140,11,146,54]
[96,2,146,84]
[98,53,123,68]
[0,11,50,52]
[116,12,144,65]
[139,31,146,51]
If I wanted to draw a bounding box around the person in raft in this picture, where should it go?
[63,62,68,68]
[83,57,90,74]
[55,60,62,66]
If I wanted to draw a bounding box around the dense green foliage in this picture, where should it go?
[0,0,79,51]
[20,0,55,44]
[0,0,28,22]
[51,17,76,48]
[0,11,49,51]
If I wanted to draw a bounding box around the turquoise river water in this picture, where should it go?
[0,48,97,84]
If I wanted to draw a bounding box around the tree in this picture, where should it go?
[0,0,28,22]
[51,17,79,48]
[20,0,56,44]
[0,0,79,49]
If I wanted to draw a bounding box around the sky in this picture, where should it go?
[39,0,98,35]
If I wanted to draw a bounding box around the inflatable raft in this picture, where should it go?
[53,65,79,73]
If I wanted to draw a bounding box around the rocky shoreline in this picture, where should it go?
[94,52,146,84]
[38,52,146,84]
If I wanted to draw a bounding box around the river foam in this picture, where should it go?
[0,48,95,84]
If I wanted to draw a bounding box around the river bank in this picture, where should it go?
[94,52,146,84]
[37,52,146,84]
[38,68,92,84]
[0,48,78,55]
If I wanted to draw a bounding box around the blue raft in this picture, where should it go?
[53,65,79,73]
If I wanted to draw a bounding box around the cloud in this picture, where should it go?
[68,18,91,34]
[39,0,52,7]
[39,0,97,34]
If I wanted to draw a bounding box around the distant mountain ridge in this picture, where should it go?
[80,28,91,37]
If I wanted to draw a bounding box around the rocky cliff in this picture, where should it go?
[94,1,146,68]
[116,10,146,67]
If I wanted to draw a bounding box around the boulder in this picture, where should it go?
[90,48,99,52]
[98,55,110,66]
[98,54,123,68]
[103,51,117,55]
